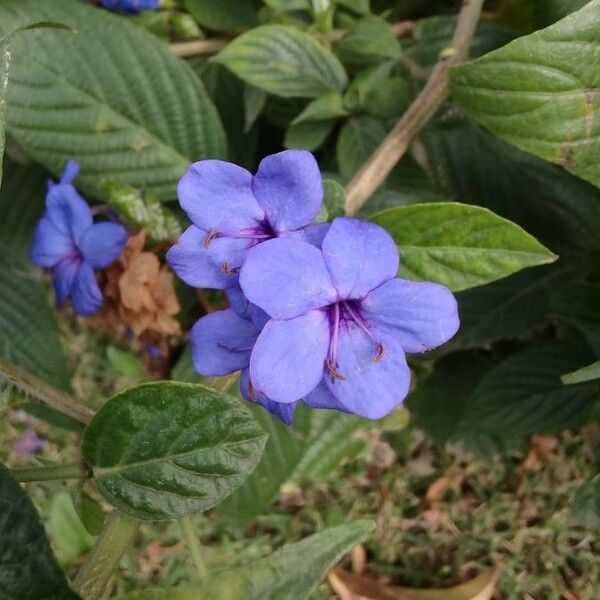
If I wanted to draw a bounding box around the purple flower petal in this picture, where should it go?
[240,368,297,426]
[70,262,103,316]
[322,217,399,299]
[325,325,410,419]
[304,380,350,412]
[59,160,80,185]
[283,222,330,248]
[52,257,80,305]
[362,278,459,353]
[13,429,44,455]
[101,0,160,13]
[250,310,329,403]
[178,161,264,233]
[78,222,128,269]
[191,309,259,376]
[252,150,322,234]
[225,287,270,330]
[30,217,76,268]
[46,184,93,244]
[166,226,251,289]
[240,238,337,319]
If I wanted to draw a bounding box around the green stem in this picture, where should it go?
[11,462,90,482]
[181,515,209,581]
[73,511,138,600]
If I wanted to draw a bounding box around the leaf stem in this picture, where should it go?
[73,511,138,600]
[180,515,209,581]
[10,462,91,482]
[344,0,487,216]
[0,357,94,425]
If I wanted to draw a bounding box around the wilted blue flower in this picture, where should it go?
[240,217,460,419]
[100,0,160,14]
[13,429,43,455]
[167,150,327,290]
[191,287,297,425]
[30,161,127,316]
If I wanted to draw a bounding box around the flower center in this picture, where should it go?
[326,301,384,382]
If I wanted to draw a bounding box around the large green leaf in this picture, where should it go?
[421,114,600,257]
[337,16,402,64]
[129,520,374,600]
[185,0,258,32]
[450,0,600,189]
[81,382,267,521]
[219,403,311,523]
[213,25,348,98]
[0,245,70,392]
[0,0,225,200]
[371,203,557,292]
[534,0,592,27]
[0,463,78,600]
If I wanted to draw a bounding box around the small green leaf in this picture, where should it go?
[292,91,347,124]
[371,203,557,291]
[343,62,395,112]
[323,179,346,219]
[214,25,348,98]
[284,119,335,151]
[362,76,414,119]
[450,0,600,189]
[243,83,267,132]
[81,382,267,521]
[562,360,600,385]
[0,463,78,599]
[129,520,374,600]
[74,490,105,537]
[337,16,402,64]
[184,0,258,32]
[336,115,387,177]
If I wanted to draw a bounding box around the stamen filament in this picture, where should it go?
[342,301,385,363]
[327,303,346,381]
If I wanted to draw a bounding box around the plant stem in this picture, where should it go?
[344,0,486,216]
[11,462,90,482]
[180,515,209,581]
[0,357,94,425]
[170,20,414,58]
[73,512,138,600]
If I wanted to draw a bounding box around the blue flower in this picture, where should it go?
[190,287,297,425]
[166,150,328,290]
[30,161,128,316]
[239,217,460,420]
[100,0,160,14]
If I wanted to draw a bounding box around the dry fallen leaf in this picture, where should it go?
[329,565,500,600]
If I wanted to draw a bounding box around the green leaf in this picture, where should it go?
[243,83,266,132]
[213,25,348,98]
[0,0,225,200]
[292,410,368,481]
[0,463,78,599]
[184,0,258,32]
[0,245,70,393]
[337,16,402,64]
[458,344,600,442]
[219,403,310,523]
[336,0,371,15]
[292,91,347,124]
[562,360,600,384]
[371,203,557,292]
[49,492,95,567]
[284,119,335,151]
[570,475,600,529]
[534,0,592,27]
[101,181,182,243]
[81,382,267,521]
[421,113,600,257]
[0,157,46,260]
[129,520,374,600]
[450,0,600,189]
[362,76,414,119]
[343,62,395,112]
[323,179,346,219]
[74,490,105,537]
[336,115,387,177]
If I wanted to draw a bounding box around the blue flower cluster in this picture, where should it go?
[168,150,460,424]
[100,0,160,14]
[31,161,127,316]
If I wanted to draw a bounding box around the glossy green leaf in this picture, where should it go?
[219,403,310,523]
[292,91,347,124]
[129,520,374,600]
[0,463,78,599]
[336,115,387,177]
[292,410,368,481]
[284,119,335,150]
[371,203,557,292]
[0,0,225,200]
[81,382,267,521]
[337,16,402,64]
[421,114,600,257]
[562,360,600,385]
[184,0,258,32]
[450,0,600,189]
[213,25,348,98]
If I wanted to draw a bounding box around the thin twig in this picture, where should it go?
[170,20,414,58]
[344,0,486,216]
[0,357,94,425]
